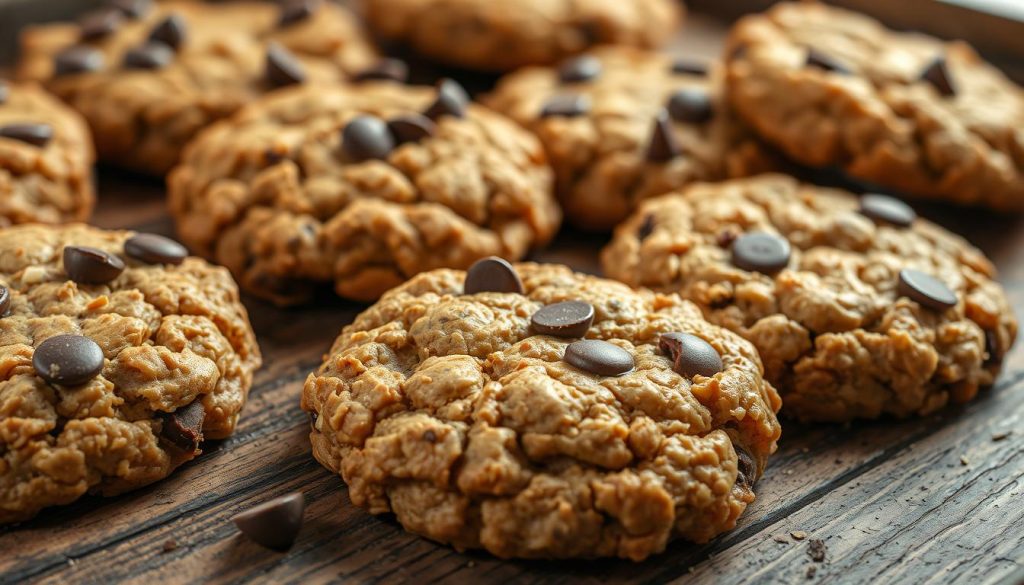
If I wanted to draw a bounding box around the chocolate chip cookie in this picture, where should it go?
[365,0,682,72]
[486,46,779,231]
[725,2,1024,210]
[0,81,94,227]
[17,0,376,175]
[0,224,261,523]
[602,175,1017,421]
[303,260,781,559]
[168,81,561,305]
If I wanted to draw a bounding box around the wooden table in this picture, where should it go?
[3,13,1024,585]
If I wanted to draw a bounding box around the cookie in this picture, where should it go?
[18,0,376,175]
[486,46,779,231]
[725,2,1024,210]
[602,175,1018,421]
[365,0,682,72]
[168,81,561,305]
[302,260,781,559]
[0,80,94,227]
[0,224,261,523]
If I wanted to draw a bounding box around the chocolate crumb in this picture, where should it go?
[162,539,178,553]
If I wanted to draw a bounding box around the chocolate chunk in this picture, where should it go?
[0,286,10,316]
[921,55,956,97]
[233,492,305,552]
[266,43,306,88]
[659,332,723,378]
[464,257,524,295]
[352,58,408,83]
[667,88,713,124]
[897,268,957,311]
[125,233,188,265]
[806,48,849,74]
[160,400,206,452]
[735,444,755,489]
[0,123,53,147]
[33,334,104,386]
[387,114,436,145]
[558,55,602,83]
[341,115,394,162]
[423,79,468,120]
[564,339,634,376]
[859,193,916,227]
[0,81,8,105]
[671,59,708,76]
[539,94,590,118]
[637,214,655,241]
[731,233,791,275]
[54,46,104,76]
[646,109,680,162]
[149,14,187,51]
[279,0,321,26]
[531,301,595,338]
[79,8,123,40]
[63,245,125,284]
[123,42,175,70]
[109,0,152,19]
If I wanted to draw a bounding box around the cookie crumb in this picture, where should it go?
[806,565,817,579]
[960,455,970,466]
[791,530,807,540]
[992,431,1012,442]
[162,539,178,553]
[772,534,789,544]
[807,539,827,562]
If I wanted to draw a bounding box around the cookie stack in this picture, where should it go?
[0,0,1018,564]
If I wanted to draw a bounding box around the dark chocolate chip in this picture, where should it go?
[109,0,152,19]
[279,0,321,26]
[859,193,916,227]
[233,492,305,551]
[667,88,713,124]
[806,48,850,74]
[671,59,708,76]
[531,301,595,338]
[921,55,955,97]
[266,43,306,88]
[79,8,123,40]
[387,114,436,145]
[558,55,602,83]
[352,58,408,83]
[897,268,957,311]
[0,123,53,147]
[423,78,468,120]
[464,257,524,295]
[54,46,104,76]
[731,233,791,275]
[160,400,206,452]
[646,109,680,162]
[63,245,125,284]
[539,94,590,118]
[123,42,175,70]
[659,332,723,378]
[564,339,634,377]
[0,285,10,316]
[637,214,655,241]
[149,14,187,51]
[422,429,437,443]
[984,329,1002,366]
[125,233,188,265]
[0,81,8,105]
[341,115,394,162]
[735,444,755,489]
[33,334,104,386]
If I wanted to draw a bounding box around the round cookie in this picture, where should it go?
[725,2,1024,210]
[364,0,682,72]
[302,261,781,559]
[168,81,561,305]
[0,224,261,523]
[0,81,94,227]
[18,0,377,175]
[486,46,779,231]
[601,175,1018,422]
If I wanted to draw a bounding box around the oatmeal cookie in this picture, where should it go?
[0,224,261,523]
[18,0,376,175]
[602,175,1017,421]
[365,0,682,72]
[168,81,560,305]
[0,81,94,227]
[303,260,781,559]
[486,46,779,231]
[725,2,1024,210]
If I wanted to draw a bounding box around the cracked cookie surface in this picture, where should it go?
[602,175,1017,421]
[302,262,781,559]
[0,224,261,523]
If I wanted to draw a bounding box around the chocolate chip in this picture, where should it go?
[423,429,437,443]
[54,46,104,76]
[646,109,680,162]
[266,43,306,88]
[921,55,955,97]
[735,444,755,489]
[667,88,713,124]
[233,492,305,551]
[341,115,394,162]
[564,339,634,377]
[423,79,468,120]
[352,59,409,83]
[79,8,123,40]
[859,193,916,227]
[63,245,125,284]
[806,48,849,74]
[984,329,1002,366]
[109,0,152,19]
[558,55,602,83]
[123,42,174,70]
[149,14,187,51]
[464,257,524,295]
[0,81,8,105]
[279,0,321,26]
[0,286,10,316]
[531,301,595,338]
[731,233,791,275]
[33,334,104,386]
[897,268,957,311]
[160,400,206,452]
[125,233,188,265]
[387,114,436,145]
[659,332,723,378]
[671,59,708,76]
[539,94,590,118]
[0,123,53,147]
[637,214,655,241]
